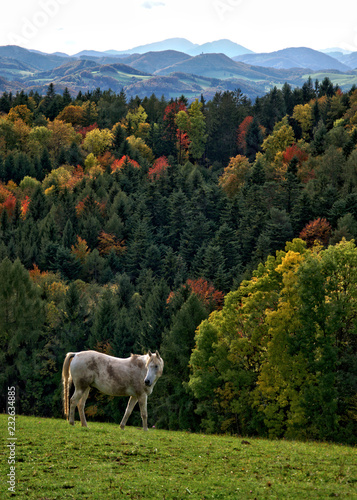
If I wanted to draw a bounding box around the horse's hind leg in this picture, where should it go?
[69,386,88,426]
[120,396,138,430]
[77,387,90,427]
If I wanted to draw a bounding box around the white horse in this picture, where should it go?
[62,350,164,431]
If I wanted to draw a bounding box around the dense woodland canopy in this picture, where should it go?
[1,78,357,443]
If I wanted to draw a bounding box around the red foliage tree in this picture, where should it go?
[163,99,187,144]
[283,144,308,165]
[148,156,169,180]
[111,155,140,173]
[65,165,85,191]
[78,122,98,139]
[2,194,17,219]
[299,218,332,247]
[21,195,30,219]
[237,116,254,152]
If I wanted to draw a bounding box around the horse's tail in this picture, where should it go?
[62,352,76,420]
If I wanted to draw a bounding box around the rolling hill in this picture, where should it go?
[1,42,357,101]
[20,59,152,95]
[154,52,307,83]
[121,50,192,74]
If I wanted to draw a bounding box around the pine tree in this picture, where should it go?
[158,293,208,430]
[0,258,45,412]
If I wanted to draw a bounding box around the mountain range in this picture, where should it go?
[1,38,357,101]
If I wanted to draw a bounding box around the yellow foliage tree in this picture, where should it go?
[261,116,295,163]
[57,105,84,127]
[127,135,154,162]
[292,103,313,139]
[218,154,251,197]
[82,128,114,156]
[8,104,32,125]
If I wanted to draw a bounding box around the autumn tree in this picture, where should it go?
[218,154,251,197]
[299,217,332,247]
[82,127,114,156]
[57,104,84,127]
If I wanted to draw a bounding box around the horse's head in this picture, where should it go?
[144,351,164,388]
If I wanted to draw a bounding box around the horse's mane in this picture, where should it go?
[130,353,145,368]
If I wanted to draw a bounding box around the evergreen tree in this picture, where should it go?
[0,258,45,413]
[158,294,208,430]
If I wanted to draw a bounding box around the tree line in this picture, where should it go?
[1,78,357,443]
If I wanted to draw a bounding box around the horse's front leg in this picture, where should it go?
[138,394,148,431]
[120,396,137,430]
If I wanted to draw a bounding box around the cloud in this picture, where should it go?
[142,1,165,8]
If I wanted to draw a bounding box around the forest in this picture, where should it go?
[1,76,357,444]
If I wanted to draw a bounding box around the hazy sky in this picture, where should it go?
[1,0,357,55]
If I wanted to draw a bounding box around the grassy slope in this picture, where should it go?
[302,71,357,91]
[1,415,357,499]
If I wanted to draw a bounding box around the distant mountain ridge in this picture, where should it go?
[1,41,357,101]
[100,38,254,58]
[233,47,351,71]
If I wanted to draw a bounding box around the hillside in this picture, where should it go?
[0,56,35,80]
[1,80,357,444]
[154,52,298,81]
[0,45,74,70]
[1,415,355,499]
[336,51,357,69]
[234,47,351,71]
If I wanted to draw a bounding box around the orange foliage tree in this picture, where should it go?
[65,165,85,191]
[97,231,126,256]
[186,278,225,310]
[168,278,224,311]
[75,195,106,218]
[71,236,90,263]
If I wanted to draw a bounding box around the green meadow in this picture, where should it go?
[1,415,357,499]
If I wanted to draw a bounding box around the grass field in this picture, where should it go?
[1,414,357,499]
